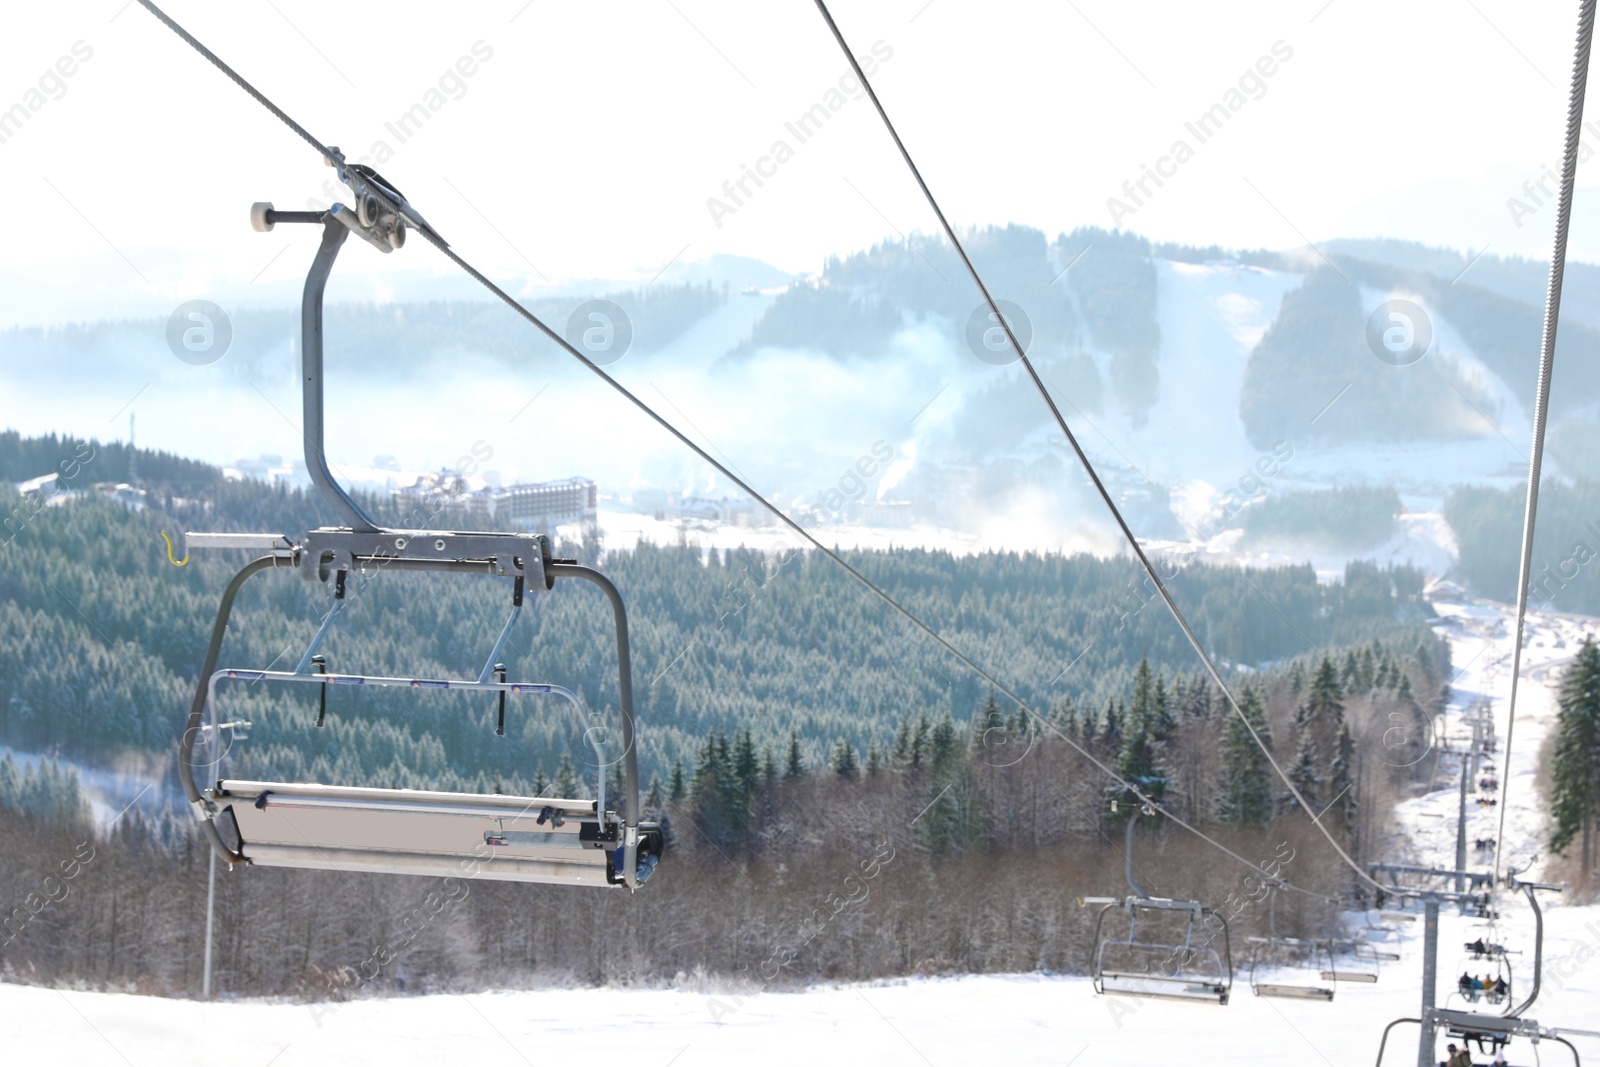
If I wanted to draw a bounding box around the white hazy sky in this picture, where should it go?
[2,0,1599,327]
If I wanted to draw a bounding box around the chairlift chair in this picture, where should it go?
[1322,939,1382,983]
[176,166,662,889]
[1246,887,1334,1001]
[1248,937,1335,1002]
[1450,943,1514,1009]
[1082,803,1233,1005]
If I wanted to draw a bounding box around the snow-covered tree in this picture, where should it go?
[1552,636,1600,878]
[1218,686,1274,828]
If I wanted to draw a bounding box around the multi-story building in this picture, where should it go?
[391,472,597,531]
[499,476,598,530]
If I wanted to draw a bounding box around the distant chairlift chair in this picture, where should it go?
[1322,939,1382,984]
[176,163,661,889]
[1247,888,1335,1001]
[1083,803,1233,1005]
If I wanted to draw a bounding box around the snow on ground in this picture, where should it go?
[7,600,1600,1066]
[1092,260,1301,492]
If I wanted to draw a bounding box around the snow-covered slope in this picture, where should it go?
[8,598,1598,1066]
[1090,260,1300,491]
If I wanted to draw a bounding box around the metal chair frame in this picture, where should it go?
[176,170,657,888]
[1083,804,1233,1005]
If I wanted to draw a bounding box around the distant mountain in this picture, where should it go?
[655,253,796,291]
[1324,237,1600,331]
[9,225,1599,580]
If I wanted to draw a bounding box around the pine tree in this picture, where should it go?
[1099,699,1123,756]
[692,729,747,847]
[1130,658,1156,731]
[1309,655,1344,720]
[1357,647,1376,692]
[1288,660,1306,697]
[1218,685,1274,828]
[891,719,911,763]
[733,728,759,803]
[910,714,930,769]
[1551,636,1600,878]
[761,745,778,784]
[1371,655,1388,691]
[832,738,859,778]
[1117,661,1169,801]
[973,690,1003,749]
[1053,695,1078,737]
[784,730,805,779]
[1184,674,1213,720]
[554,752,579,798]
[922,711,983,854]
[1328,718,1357,842]
[1151,674,1175,740]
[865,740,881,776]
[1289,726,1321,811]
[668,756,686,802]
[645,774,664,812]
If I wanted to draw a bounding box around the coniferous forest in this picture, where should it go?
[0,433,1450,995]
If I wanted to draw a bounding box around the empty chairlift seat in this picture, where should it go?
[1087,896,1234,1005]
[214,780,661,887]
[1247,935,1335,1002]
[176,177,663,892]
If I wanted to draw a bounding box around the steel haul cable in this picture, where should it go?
[811,0,1381,894]
[1495,0,1597,887]
[134,0,1341,902]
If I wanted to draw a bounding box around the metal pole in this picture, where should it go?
[1417,899,1440,1067]
[1456,751,1469,895]
[1124,803,1149,899]
[300,219,378,532]
[203,848,216,999]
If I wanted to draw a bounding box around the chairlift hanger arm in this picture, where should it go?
[301,217,375,532]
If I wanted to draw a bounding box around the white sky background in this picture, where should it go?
[1,0,1599,327]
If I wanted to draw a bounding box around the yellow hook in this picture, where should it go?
[161,531,190,567]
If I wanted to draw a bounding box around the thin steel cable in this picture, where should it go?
[811,0,1381,894]
[136,0,328,160]
[1496,0,1597,886]
[136,0,1341,903]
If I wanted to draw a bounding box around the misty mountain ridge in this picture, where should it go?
[3,229,1594,574]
